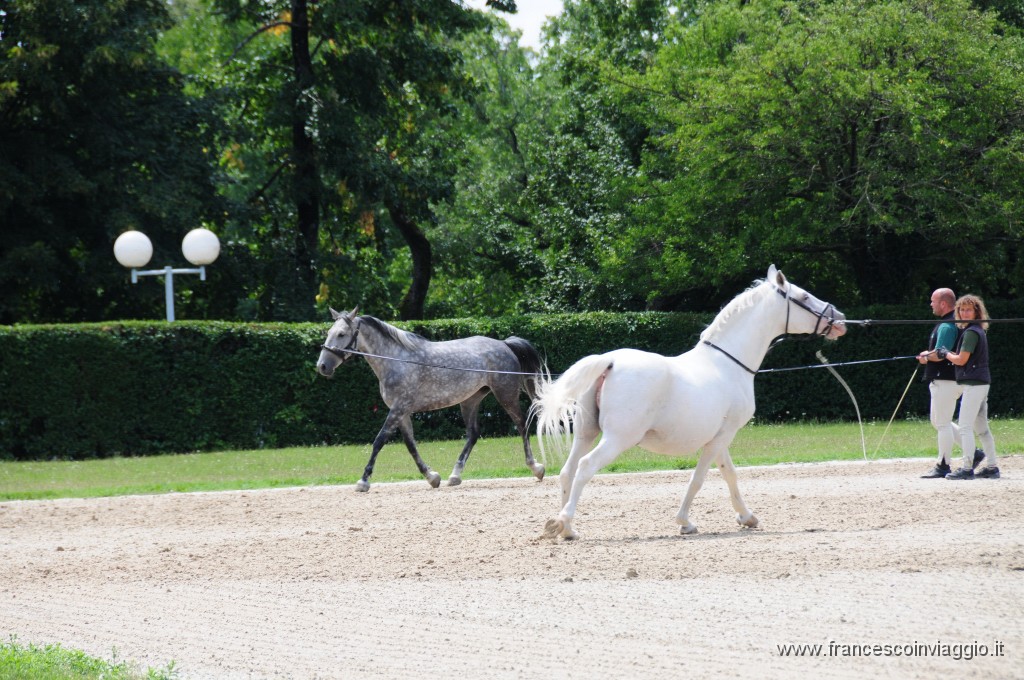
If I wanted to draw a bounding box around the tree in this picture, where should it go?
[429,1,693,315]
[193,0,513,320]
[620,0,1024,304]
[974,0,1024,29]
[0,0,222,323]
[425,19,551,316]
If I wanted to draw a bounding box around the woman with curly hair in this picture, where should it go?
[940,294,1000,480]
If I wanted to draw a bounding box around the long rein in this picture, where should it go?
[757,316,1024,372]
[320,344,549,376]
[698,288,1024,375]
[321,303,1024,378]
[322,341,921,378]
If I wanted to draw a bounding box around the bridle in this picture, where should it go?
[320,317,361,364]
[703,283,841,375]
[772,283,839,341]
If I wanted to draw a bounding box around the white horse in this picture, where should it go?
[533,265,846,539]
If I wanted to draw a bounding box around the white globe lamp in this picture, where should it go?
[113,230,153,269]
[181,228,221,266]
[115,228,222,322]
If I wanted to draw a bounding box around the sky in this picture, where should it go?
[464,1,565,51]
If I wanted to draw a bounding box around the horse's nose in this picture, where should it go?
[832,313,848,337]
[318,363,333,377]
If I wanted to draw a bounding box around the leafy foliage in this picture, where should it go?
[2,0,1024,324]
[172,0,495,320]
[616,0,1024,305]
[0,0,223,324]
[429,1,691,314]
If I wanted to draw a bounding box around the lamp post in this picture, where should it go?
[114,228,221,322]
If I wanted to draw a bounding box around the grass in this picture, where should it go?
[3,418,1023,502]
[0,637,176,680]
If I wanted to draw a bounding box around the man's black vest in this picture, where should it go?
[925,312,958,382]
[955,322,991,384]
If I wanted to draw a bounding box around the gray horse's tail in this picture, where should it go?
[503,336,545,400]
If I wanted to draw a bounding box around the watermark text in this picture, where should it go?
[777,640,1005,661]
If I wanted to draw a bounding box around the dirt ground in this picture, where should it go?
[2,456,1023,679]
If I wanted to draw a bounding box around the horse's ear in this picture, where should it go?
[349,305,359,318]
[330,307,342,320]
[767,264,786,287]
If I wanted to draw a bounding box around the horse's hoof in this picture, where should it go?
[543,517,578,540]
[533,464,545,481]
[426,471,441,488]
[542,518,563,538]
[679,523,698,535]
[738,513,759,529]
[354,480,370,493]
[447,476,462,487]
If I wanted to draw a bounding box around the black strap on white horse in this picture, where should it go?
[771,283,839,340]
[703,283,840,374]
[702,340,758,374]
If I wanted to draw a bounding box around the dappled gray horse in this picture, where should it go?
[317,308,546,491]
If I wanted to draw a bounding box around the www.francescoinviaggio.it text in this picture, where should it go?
[776,640,1006,660]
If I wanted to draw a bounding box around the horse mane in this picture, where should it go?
[699,278,773,342]
[359,316,428,352]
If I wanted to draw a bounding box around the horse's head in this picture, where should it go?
[768,265,847,340]
[317,306,360,378]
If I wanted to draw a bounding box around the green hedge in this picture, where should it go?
[2,304,1024,460]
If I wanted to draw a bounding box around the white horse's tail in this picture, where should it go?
[530,354,613,463]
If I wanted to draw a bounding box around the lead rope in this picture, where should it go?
[816,351,867,460]
[322,344,551,376]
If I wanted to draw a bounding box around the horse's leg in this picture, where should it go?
[448,391,487,486]
[357,410,405,492]
[397,414,441,489]
[493,385,545,481]
[544,433,628,541]
[674,440,727,534]
[716,448,758,529]
[558,408,599,509]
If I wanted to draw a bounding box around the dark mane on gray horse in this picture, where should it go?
[359,316,428,352]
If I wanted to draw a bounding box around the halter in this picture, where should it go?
[774,284,838,339]
[321,317,361,364]
[703,282,840,374]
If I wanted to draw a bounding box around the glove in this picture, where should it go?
[936,348,948,359]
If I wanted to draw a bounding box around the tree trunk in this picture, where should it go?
[283,0,320,321]
[388,203,433,320]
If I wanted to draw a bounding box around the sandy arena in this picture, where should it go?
[2,456,1023,679]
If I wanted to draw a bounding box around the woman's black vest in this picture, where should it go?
[955,322,991,384]
[924,313,958,382]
